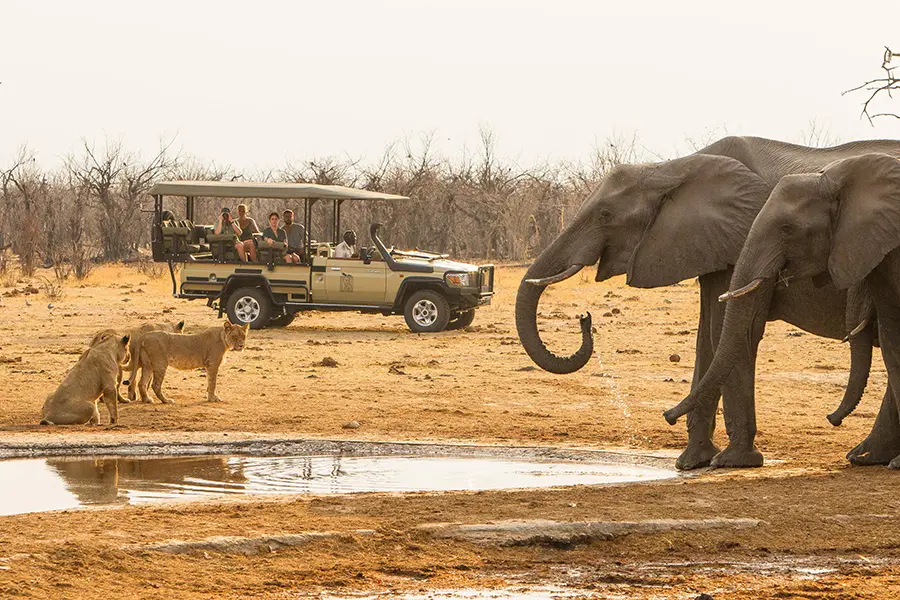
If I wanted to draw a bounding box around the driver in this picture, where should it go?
[334,230,358,259]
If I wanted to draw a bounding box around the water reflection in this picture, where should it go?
[0,454,677,516]
[45,456,244,505]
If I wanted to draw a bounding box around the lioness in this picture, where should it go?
[41,334,131,425]
[137,320,248,404]
[86,320,186,403]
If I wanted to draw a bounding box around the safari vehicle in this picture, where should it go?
[147,181,494,331]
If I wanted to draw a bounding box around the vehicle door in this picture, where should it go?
[322,255,387,305]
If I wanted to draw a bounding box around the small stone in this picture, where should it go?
[696,594,714,600]
[342,420,360,429]
[669,353,681,363]
[388,364,407,375]
[611,308,621,314]
[316,356,338,368]
[602,312,613,317]
[516,366,536,372]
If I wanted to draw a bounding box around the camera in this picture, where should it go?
[221,207,231,221]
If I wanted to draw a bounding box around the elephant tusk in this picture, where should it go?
[848,319,869,339]
[525,265,583,286]
[718,278,764,302]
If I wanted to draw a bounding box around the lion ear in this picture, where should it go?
[121,334,130,345]
[176,320,186,332]
[223,319,233,329]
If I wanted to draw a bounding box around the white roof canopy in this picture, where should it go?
[149,181,409,201]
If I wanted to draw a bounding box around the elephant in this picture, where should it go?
[665,153,900,468]
[516,136,900,469]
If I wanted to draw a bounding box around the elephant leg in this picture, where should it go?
[848,384,900,465]
[853,297,900,467]
[677,273,725,470]
[710,297,768,469]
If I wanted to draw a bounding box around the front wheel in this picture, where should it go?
[446,309,476,330]
[404,289,451,333]
[226,287,272,330]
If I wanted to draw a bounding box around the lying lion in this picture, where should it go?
[41,334,131,425]
[86,320,186,403]
[136,320,248,404]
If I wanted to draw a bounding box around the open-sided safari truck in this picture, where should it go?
[148,181,494,331]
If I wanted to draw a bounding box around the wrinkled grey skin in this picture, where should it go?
[668,153,900,468]
[517,136,900,469]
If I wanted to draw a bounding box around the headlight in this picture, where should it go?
[445,272,471,287]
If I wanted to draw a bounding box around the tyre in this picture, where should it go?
[403,289,451,333]
[226,287,272,330]
[446,308,476,330]
[268,312,296,328]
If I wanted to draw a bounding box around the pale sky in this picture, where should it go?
[2,0,899,170]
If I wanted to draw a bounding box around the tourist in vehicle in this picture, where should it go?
[262,212,299,264]
[214,204,259,262]
[235,204,260,262]
[335,230,358,259]
[282,209,306,262]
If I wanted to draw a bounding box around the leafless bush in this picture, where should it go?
[39,276,65,301]
[135,257,165,278]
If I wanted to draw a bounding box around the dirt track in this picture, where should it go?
[1,264,899,598]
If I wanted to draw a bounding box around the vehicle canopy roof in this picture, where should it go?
[149,180,409,202]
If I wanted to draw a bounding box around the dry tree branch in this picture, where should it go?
[844,46,900,124]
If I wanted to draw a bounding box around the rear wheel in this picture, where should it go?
[226,287,271,330]
[446,308,476,330]
[404,289,451,333]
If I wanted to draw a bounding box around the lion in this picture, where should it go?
[86,320,186,403]
[41,334,131,425]
[136,319,248,404]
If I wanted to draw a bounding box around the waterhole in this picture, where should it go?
[0,453,676,516]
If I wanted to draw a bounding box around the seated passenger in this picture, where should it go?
[234,203,260,262]
[282,209,305,263]
[214,206,256,262]
[262,212,300,264]
[334,230,358,259]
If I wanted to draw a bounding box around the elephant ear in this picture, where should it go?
[627,154,770,288]
[827,153,900,289]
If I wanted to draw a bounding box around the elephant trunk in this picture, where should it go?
[827,322,874,426]
[516,267,593,375]
[663,241,780,424]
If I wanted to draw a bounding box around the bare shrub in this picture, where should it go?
[135,258,165,278]
[39,276,65,301]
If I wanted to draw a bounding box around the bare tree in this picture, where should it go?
[65,138,176,261]
[846,46,900,123]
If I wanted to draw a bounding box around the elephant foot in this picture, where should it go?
[847,436,900,466]
[889,455,900,470]
[709,444,764,469]
[117,395,131,404]
[675,440,721,470]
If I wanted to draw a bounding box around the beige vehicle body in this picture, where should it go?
[149,181,494,331]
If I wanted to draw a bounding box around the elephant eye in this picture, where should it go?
[780,222,795,236]
[598,209,613,223]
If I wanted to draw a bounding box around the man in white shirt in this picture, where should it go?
[334,230,358,258]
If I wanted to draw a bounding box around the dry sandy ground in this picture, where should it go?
[1,264,899,598]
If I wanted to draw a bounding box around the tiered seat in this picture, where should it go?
[258,240,287,265]
[207,232,239,262]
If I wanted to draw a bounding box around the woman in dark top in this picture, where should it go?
[262,212,299,264]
